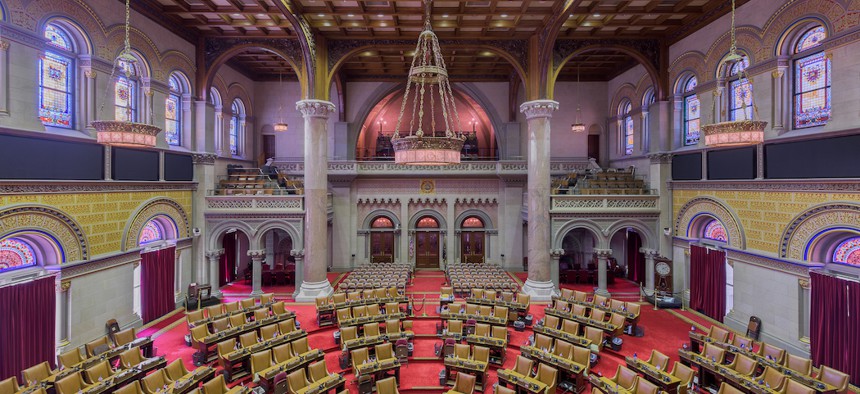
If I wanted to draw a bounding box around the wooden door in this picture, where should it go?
[370,232,395,263]
[263,135,276,160]
[415,232,440,268]
[460,231,485,263]
[587,134,600,162]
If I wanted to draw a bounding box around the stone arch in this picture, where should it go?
[0,204,88,262]
[206,220,254,251]
[160,51,196,92]
[705,28,764,78]
[675,196,745,249]
[15,0,108,52]
[253,220,302,251]
[761,1,844,60]
[609,84,637,119]
[779,202,860,260]
[204,44,304,99]
[40,16,94,55]
[454,210,495,231]
[634,74,653,107]
[408,209,447,230]
[713,48,755,80]
[604,219,657,250]
[122,198,190,251]
[226,83,253,116]
[553,219,608,250]
[669,51,707,91]
[553,44,662,99]
[361,209,401,229]
[105,28,160,77]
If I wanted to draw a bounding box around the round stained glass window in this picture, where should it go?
[833,237,860,266]
[0,238,37,271]
[703,220,728,242]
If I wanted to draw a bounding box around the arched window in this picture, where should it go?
[793,26,830,129]
[165,73,183,146]
[462,216,484,228]
[39,24,74,128]
[417,216,439,228]
[619,100,634,155]
[642,88,655,152]
[683,76,700,145]
[230,99,244,155]
[115,59,138,122]
[832,237,860,266]
[703,219,727,242]
[139,221,164,245]
[371,216,394,228]
[0,238,37,272]
[728,56,752,121]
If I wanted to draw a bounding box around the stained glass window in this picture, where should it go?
[40,24,74,128]
[683,77,700,145]
[230,99,243,155]
[371,217,394,228]
[795,26,826,53]
[833,237,860,265]
[729,57,752,121]
[703,220,728,242]
[0,238,37,272]
[139,221,163,245]
[621,101,634,155]
[417,217,439,228]
[794,51,831,128]
[463,217,484,228]
[115,59,138,122]
[165,74,182,146]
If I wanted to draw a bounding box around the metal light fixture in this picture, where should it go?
[390,0,466,165]
[571,63,586,133]
[273,71,289,132]
[702,0,766,147]
[92,0,161,148]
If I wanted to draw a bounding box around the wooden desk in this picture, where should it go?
[464,335,506,365]
[220,330,307,381]
[337,313,406,328]
[532,325,593,349]
[544,308,620,335]
[296,373,346,394]
[497,369,547,394]
[625,357,682,394]
[195,313,293,365]
[443,356,488,391]
[551,297,640,330]
[520,346,586,392]
[189,302,281,328]
[589,374,634,394]
[77,366,143,394]
[353,358,401,382]
[318,296,409,313]
[439,312,507,327]
[464,298,529,322]
[256,349,326,391]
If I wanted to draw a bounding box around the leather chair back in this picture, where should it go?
[211,317,230,332]
[495,385,515,394]
[593,294,608,306]
[492,326,506,340]
[223,302,240,314]
[85,337,111,358]
[84,361,113,384]
[0,377,20,394]
[555,301,569,311]
[22,362,52,386]
[229,314,246,328]
[818,365,849,393]
[239,332,257,348]
[249,350,272,376]
[717,382,744,394]
[553,340,572,359]
[561,289,574,299]
[708,326,730,343]
[260,293,274,305]
[240,298,255,309]
[474,323,490,337]
[590,309,607,322]
[254,309,269,322]
[535,334,553,351]
[202,375,228,394]
[114,381,143,394]
[584,327,603,351]
[351,348,369,368]
[730,354,757,376]
[783,379,814,394]
[544,316,560,330]
[336,309,351,322]
[307,360,327,383]
[514,356,533,376]
[452,372,476,394]
[573,291,587,302]
[120,347,144,369]
[55,373,86,394]
[536,364,558,393]
[141,370,167,394]
[191,325,209,344]
[473,346,489,364]
[610,299,625,310]
[493,306,508,318]
[572,305,586,317]
[517,293,530,304]
[784,354,812,376]
[613,366,638,391]
[386,319,401,334]
[366,304,380,316]
[364,322,380,337]
[292,337,309,355]
[332,293,346,303]
[454,344,470,359]
[376,343,394,360]
[113,328,137,347]
[759,367,786,391]
[703,343,725,363]
[376,376,398,394]
[572,346,590,374]
[341,326,358,342]
[647,350,670,371]
[164,359,190,381]
[272,343,293,364]
[759,343,786,364]
[260,324,278,341]
[272,302,288,316]
[186,310,204,325]
[58,348,84,369]
[634,378,659,394]
[286,369,308,394]
[352,305,367,318]
[626,303,641,317]
[279,319,296,334]
[205,305,223,319]
[217,339,236,359]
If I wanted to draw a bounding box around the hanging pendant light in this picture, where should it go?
[92,0,161,148]
[273,71,289,132]
[702,0,766,147]
[571,63,586,133]
[390,0,466,165]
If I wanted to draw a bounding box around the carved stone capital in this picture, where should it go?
[771,70,784,79]
[639,248,659,258]
[593,248,613,258]
[296,99,336,119]
[798,277,810,290]
[58,280,71,292]
[290,249,305,259]
[247,249,266,260]
[205,249,224,259]
[84,69,96,79]
[519,100,559,120]
[192,153,217,165]
[648,152,673,164]
[0,40,10,51]
[550,249,565,258]
[144,89,154,98]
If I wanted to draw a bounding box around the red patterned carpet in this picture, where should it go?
[149,270,719,393]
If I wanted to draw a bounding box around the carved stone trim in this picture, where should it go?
[593,248,613,258]
[407,197,447,206]
[192,153,217,165]
[454,197,497,206]
[59,280,71,292]
[0,182,197,195]
[290,249,305,258]
[123,198,191,251]
[668,180,860,192]
[648,153,673,165]
[204,37,302,71]
[0,41,9,51]
[674,197,746,249]
[247,249,266,259]
[205,249,224,259]
[550,249,565,258]
[296,100,336,119]
[779,203,860,260]
[724,249,822,276]
[520,100,559,120]
[0,205,89,261]
[798,277,810,290]
[358,198,400,205]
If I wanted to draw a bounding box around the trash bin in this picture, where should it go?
[525,314,534,326]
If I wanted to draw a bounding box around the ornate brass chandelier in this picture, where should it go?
[273,71,289,132]
[702,0,766,147]
[571,64,586,133]
[390,0,466,165]
[92,0,161,148]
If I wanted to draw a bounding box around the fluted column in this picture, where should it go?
[594,248,612,297]
[247,249,265,296]
[291,249,305,298]
[519,100,559,301]
[295,100,336,302]
[205,249,224,298]
[640,248,659,294]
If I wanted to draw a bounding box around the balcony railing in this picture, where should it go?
[274,159,592,177]
[204,195,305,211]
[550,194,660,213]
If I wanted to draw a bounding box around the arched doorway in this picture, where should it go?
[219,230,251,287]
[415,216,440,269]
[560,228,599,284]
[460,216,485,263]
[370,216,396,263]
[258,228,294,286]
[609,228,645,285]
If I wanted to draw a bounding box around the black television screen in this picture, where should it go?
[708,147,756,180]
[0,134,104,180]
[112,147,159,181]
[672,152,703,180]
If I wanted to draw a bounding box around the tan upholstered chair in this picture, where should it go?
[593,294,608,306]
[571,305,587,317]
[272,301,288,316]
[340,326,358,343]
[140,370,169,394]
[366,304,380,316]
[572,346,591,375]
[448,320,463,337]
[478,305,491,317]
[85,336,112,357]
[22,362,53,386]
[307,360,329,383]
[240,298,256,309]
[115,381,144,394]
[626,303,641,318]
[291,337,310,356]
[494,385,515,394]
[260,293,274,305]
[584,327,604,353]
[572,291,587,303]
[351,348,369,372]
[446,372,476,394]
[238,331,257,348]
[376,376,399,394]
[441,287,453,298]
[364,322,381,337]
[755,367,786,391]
[553,340,572,360]
[347,292,361,301]
[633,378,659,394]
[223,302,240,314]
[58,348,85,369]
[272,343,293,364]
[731,335,753,350]
[385,303,400,315]
[560,289,574,300]
[164,359,190,382]
[212,317,230,332]
[645,350,670,371]
[701,343,726,364]
[250,350,273,378]
[113,327,138,347]
[205,305,223,319]
[513,356,534,376]
[202,375,234,394]
[590,309,607,322]
[55,373,91,394]
[186,310,205,325]
[473,346,489,364]
[336,309,352,324]
[465,304,479,315]
[758,343,786,364]
[555,300,569,312]
[376,343,394,361]
[454,344,470,359]
[474,323,490,337]
[191,325,210,348]
[217,339,237,361]
[332,293,347,304]
[0,377,20,394]
[84,360,114,384]
[279,319,297,334]
[817,365,849,394]
[543,316,560,330]
[535,364,558,393]
[120,347,145,369]
[286,369,309,394]
[608,366,639,391]
[352,305,367,318]
[534,334,553,351]
[229,314,246,328]
[670,362,694,394]
[260,324,279,341]
[492,326,507,344]
[783,354,812,376]
[782,379,814,394]
[254,309,269,321]
[717,382,745,394]
[609,299,625,310]
[517,293,530,305]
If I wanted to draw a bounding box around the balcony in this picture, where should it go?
[550,194,660,214]
[274,159,591,178]
[204,194,305,212]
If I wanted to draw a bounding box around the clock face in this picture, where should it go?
[656,262,671,276]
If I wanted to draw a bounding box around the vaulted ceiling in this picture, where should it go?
[134,0,748,82]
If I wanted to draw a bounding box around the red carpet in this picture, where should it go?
[149,270,702,393]
[139,308,185,337]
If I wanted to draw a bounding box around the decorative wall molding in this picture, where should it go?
[122,198,191,251]
[0,182,197,195]
[674,196,746,249]
[519,100,559,120]
[45,238,191,280]
[357,198,400,206]
[779,203,860,260]
[0,204,89,261]
[454,197,497,206]
[191,153,217,165]
[205,196,304,211]
[296,100,336,119]
[669,180,860,192]
[725,248,822,277]
[552,195,659,212]
[407,197,447,207]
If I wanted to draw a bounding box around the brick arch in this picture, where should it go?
[761,0,847,59]
[0,204,89,263]
[122,198,190,251]
[226,83,253,117]
[160,51,196,92]
[12,0,107,51]
[705,28,765,79]
[609,83,637,118]
[634,74,653,107]
[669,52,707,92]
[675,196,746,249]
[779,203,860,260]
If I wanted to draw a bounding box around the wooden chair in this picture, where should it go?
[446,372,476,394]
[85,336,112,358]
[707,326,730,343]
[22,362,53,386]
[817,365,849,394]
[0,377,20,394]
[376,376,399,394]
[202,375,241,394]
[759,343,786,364]
[112,327,138,347]
[513,356,534,376]
[272,343,293,364]
[307,360,329,383]
[534,334,553,351]
[701,343,726,364]
[164,359,190,382]
[58,348,85,369]
[782,379,814,394]
[473,346,489,364]
[608,366,639,391]
[755,367,787,391]
[535,364,558,394]
[645,350,670,371]
[376,343,394,361]
[572,346,591,375]
[84,360,114,384]
[454,344,470,359]
[633,377,659,394]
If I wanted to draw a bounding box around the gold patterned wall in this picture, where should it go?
[673,189,860,254]
[1,191,192,257]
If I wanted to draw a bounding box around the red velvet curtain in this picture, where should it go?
[689,245,726,322]
[0,276,56,380]
[810,271,857,383]
[220,233,236,286]
[626,233,644,284]
[141,246,176,324]
[847,279,860,385]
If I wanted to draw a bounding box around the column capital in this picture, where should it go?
[593,248,613,258]
[647,152,673,164]
[519,100,559,120]
[296,99,336,119]
[192,152,217,165]
[57,280,71,293]
[550,249,565,258]
[205,249,224,259]
[247,249,266,259]
[290,249,305,258]
[639,248,659,257]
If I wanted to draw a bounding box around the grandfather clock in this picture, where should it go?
[654,256,673,296]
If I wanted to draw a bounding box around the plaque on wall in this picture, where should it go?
[419,179,436,194]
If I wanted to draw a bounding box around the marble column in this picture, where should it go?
[640,248,659,294]
[295,100,336,302]
[594,248,612,297]
[247,249,265,296]
[550,249,564,288]
[291,249,305,298]
[519,100,559,301]
[205,249,224,298]
[771,56,789,134]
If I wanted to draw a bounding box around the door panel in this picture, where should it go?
[415,231,440,268]
[461,231,485,263]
